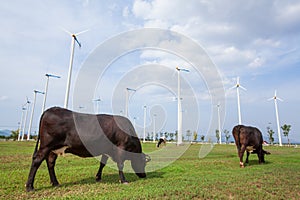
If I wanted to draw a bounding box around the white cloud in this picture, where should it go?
[0,96,8,101]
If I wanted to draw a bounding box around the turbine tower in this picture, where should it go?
[42,73,60,112]
[93,98,101,114]
[268,90,283,146]
[176,66,189,145]
[18,106,26,141]
[125,87,136,117]
[231,77,246,125]
[27,90,44,140]
[21,97,30,141]
[217,103,221,144]
[63,29,88,109]
[143,105,147,143]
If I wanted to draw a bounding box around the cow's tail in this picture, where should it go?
[32,111,45,158]
[233,125,243,150]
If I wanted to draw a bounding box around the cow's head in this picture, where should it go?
[131,153,151,178]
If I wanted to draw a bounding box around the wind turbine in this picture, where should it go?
[18,106,26,141]
[125,87,136,117]
[93,98,102,114]
[42,73,60,112]
[21,97,30,141]
[231,77,246,125]
[176,66,189,145]
[153,114,157,142]
[27,90,44,140]
[217,103,221,144]
[63,28,88,109]
[268,90,283,146]
[143,105,147,143]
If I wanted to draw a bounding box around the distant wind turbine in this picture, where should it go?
[125,87,136,117]
[42,73,60,112]
[230,77,246,125]
[62,28,88,109]
[268,90,283,146]
[21,97,30,141]
[176,66,189,145]
[18,106,26,141]
[27,90,44,140]
[217,103,221,144]
[93,98,101,114]
[143,105,147,143]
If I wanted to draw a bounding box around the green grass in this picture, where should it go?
[1,141,300,199]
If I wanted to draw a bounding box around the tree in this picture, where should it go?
[215,129,220,144]
[10,129,19,141]
[267,126,274,145]
[281,124,291,146]
[169,132,174,141]
[186,130,192,142]
[224,129,230,144]
[193,131,198,142]
[200,135,205,143]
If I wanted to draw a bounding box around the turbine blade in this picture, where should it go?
[75,29,89,36]
[60,27,72,35]
[277,97,283,102]
[73,35,82,48]
[239,85,247,91]
[267,97,274,101]
[229,85,237,90]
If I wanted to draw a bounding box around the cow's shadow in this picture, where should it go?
[38,171,165,191]
[245,159,272,166]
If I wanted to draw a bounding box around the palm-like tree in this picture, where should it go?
[281,124,291,146]
[224,129,230,144]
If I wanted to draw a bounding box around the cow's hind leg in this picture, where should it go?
[96,155,108,182]
[46,151,59,187]
[245,151,250,164]
[26,148,49,192]
[257,147,264,164]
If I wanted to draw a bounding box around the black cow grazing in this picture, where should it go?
[26,107,150,192]
[232,125,270,168]
[157,137,166,148]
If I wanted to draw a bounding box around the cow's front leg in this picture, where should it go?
[117,161,128,184]
[46,151,59,187]
[96,155,108,182]
[239,145,246,168]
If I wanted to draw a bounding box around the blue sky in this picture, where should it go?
[0,0,299,143]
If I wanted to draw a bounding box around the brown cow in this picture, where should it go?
[232,125,270,167]
[26,107,150,192]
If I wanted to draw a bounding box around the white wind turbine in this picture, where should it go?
[125,87,136,117]
[217,103,221,144]
[21,97,30,141]
[230,77,246,125]
[18,106,27,141]
[268,90,283,146]
[62,28,88,109]
[27,90,44,140]
[176,66,189,145]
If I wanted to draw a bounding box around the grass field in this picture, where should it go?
[0,141,299,199]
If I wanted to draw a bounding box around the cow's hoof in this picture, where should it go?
[52,183,60,187]
[119,180,129,184]
[25,185,35,192]
[239,162,244,168]
[96,178,102,182]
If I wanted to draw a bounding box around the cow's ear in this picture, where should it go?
[145,154,151,163]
